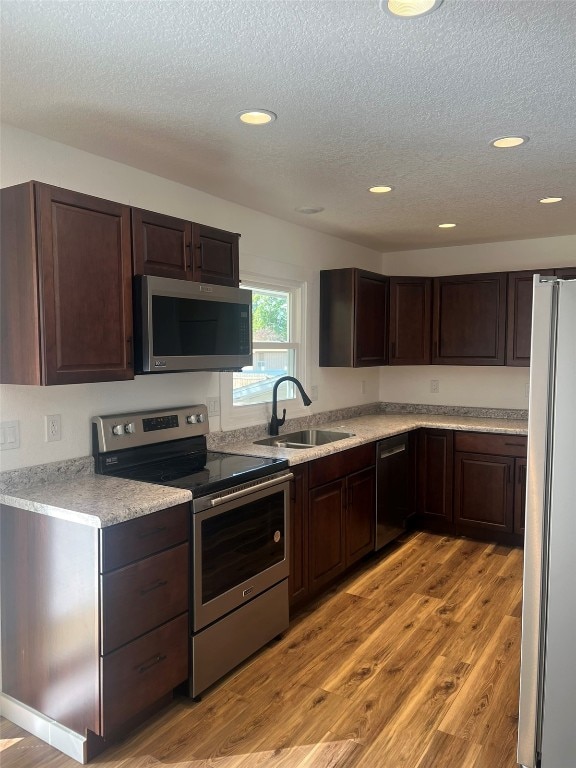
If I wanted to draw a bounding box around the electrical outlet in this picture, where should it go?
[0,420,20,450]
[45,414,62,442]
[430,379,440,394]
[311,385,319,402]
[207,397,220,416]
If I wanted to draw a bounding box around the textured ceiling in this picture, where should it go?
[1,0,576,252]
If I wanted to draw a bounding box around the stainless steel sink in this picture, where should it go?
[254,429,355,449]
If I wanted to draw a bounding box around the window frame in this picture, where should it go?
[219,272,307,430]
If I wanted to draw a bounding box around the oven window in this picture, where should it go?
[201,490,285,604]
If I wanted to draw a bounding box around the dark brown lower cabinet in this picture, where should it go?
[306,443,376,598]
[453,432,527,543]
[417,429,454,525]
[289,464,309,608]
[0,502,189,752]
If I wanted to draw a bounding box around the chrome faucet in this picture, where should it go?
[269,376,312,435]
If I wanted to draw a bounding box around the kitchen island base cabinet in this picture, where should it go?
[0,502,190,761]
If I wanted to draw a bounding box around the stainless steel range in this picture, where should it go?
[92,405,292,697]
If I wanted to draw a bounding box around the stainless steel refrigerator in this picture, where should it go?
[517,275,576,768]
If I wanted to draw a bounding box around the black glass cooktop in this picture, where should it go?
[110,450,289,497]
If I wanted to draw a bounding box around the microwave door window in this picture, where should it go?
[152,296,244,357]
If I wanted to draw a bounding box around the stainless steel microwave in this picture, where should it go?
[134,275,252,373]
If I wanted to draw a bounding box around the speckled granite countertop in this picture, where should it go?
[0,475,191,528]
[218,413,528,465]
[0,410,526,527]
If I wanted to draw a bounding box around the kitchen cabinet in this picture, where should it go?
[388,276,432,365]
[308,443,375,594]
[453,432,527,542]
[320,268,388,367]
[432,272,507,365]
[289,464,310,609]
[0,502,189,756]
[132,208,240,287]
[555,267,576,278]
[416,429,454,526]
[506,269,554,366]
[0,181,133,385]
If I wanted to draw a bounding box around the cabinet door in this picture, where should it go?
[507,270,554,366]
[192,223,239,287]
[309,480,346,593]
[388,276,432,365]
[36,184,133,384]
[514,457,527,535]
[346,466,376,567]
[454,452,514,533]
[289,464,309,608]
[432,273,507,365]
[417,429,454,523]
[132,208,191,280]
[354,271,388,366]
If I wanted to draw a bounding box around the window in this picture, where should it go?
[220,274,306,428]
[233,283,301,407]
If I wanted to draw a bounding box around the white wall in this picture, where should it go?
[0,125,382,471]
[379,239,576,408]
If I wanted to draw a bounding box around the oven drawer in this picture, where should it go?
[454,431,527,457]
[100,612,188,738]
[100,503,188,572]
[101,543,188,653]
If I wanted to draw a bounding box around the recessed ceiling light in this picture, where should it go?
[490,136,529,148]
[238,110,277,125]
[382,0,443,18]
[295,206,324,215]
[438,223,456,228]
[539,197,563,204]
[369,185,394,194]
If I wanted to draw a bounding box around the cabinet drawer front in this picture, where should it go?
[102,543,188,653]
[454,431,527,457]
[101,503,188,572]
[309,443,375,488]
[100,613,188,738]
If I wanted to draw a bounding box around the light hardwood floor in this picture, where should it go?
[0,532,524,768]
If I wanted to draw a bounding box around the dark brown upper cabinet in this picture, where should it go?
[555,266,576,278]
[1,182,133,385]
[506,269,554,366]
[132,209,240,287]
[320,268,388,367]
[432,273,507,365]
[388,276,432,365]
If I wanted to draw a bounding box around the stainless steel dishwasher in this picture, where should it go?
[376,433,410,550]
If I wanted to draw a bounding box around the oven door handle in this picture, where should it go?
[209,472,294,507]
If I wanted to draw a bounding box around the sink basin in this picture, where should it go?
[254,429,355,449]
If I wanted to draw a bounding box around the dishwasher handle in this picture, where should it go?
[379,444,407,460]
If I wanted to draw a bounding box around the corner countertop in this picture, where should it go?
[216,413,528,465]
[0,412,526,527]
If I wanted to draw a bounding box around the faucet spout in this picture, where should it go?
[269,376,312,436]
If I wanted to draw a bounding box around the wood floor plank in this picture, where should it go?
[0,534,524,768]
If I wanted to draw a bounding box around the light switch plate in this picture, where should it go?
[0,420,20,450]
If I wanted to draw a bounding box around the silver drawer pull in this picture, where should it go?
[379,445,407,459]
[140,578,168,595]
[137,653,167,674]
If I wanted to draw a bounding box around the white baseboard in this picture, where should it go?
[0,693,87,763]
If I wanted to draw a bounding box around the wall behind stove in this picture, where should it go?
[0,124,382,471]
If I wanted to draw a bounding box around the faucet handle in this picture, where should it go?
[278,409,286,428]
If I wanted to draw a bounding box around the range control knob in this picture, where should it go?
[124,423,136,434]
[197,413,206,423]
[112,424,124,436]
[186,415,198,424]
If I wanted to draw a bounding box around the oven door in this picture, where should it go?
[192,473,292,631]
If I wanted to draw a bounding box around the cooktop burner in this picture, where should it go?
[112,450,287,496]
